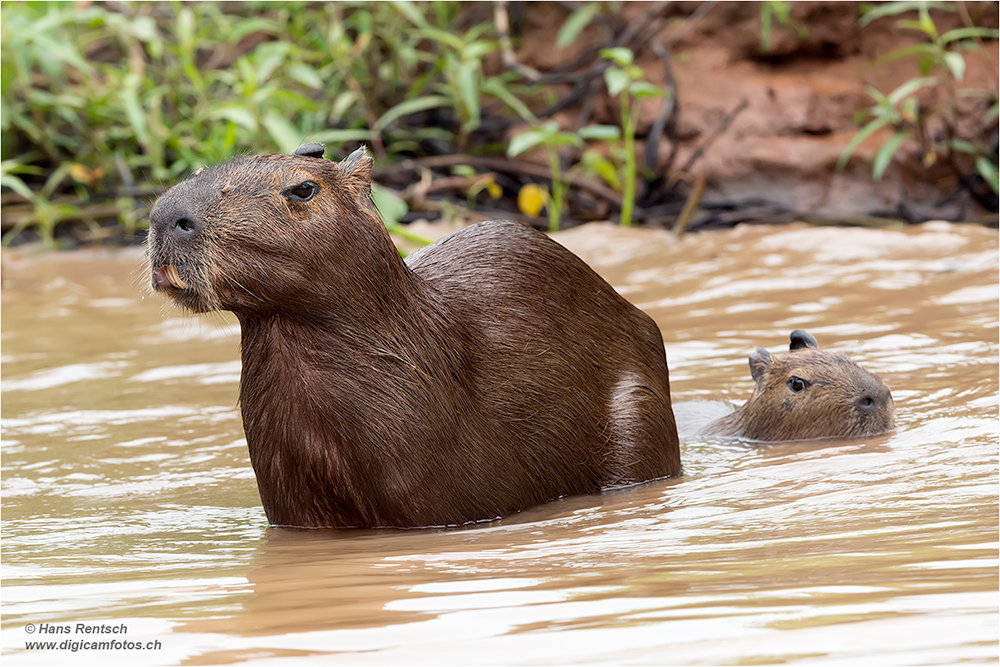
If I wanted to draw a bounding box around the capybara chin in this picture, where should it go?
[147,143,681,529]
[702,330,895,442]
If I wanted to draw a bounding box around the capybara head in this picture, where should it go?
[147,144,396,315]
[737,330,895,441]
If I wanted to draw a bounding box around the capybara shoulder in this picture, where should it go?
[703,330,895,442]
[147,144,680,528]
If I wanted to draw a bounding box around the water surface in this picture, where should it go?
[2,221,997,665]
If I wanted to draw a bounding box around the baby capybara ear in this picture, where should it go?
[789,330,819,351]
[749,347,773,385]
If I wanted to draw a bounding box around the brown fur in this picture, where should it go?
[703,330,895,441]
[146,147,681,528]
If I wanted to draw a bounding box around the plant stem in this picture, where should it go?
[620,92,636,227]
[546,145,563,232]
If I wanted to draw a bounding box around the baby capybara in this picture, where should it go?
[703,330,895,441]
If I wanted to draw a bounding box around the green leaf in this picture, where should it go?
[629,81,667,98]
[887,76,938,105]
[286,63,324,90]
[176,7,196,56]
[581,149,621,190]
[948,139,978,154]
[456,61,480,131]
[865,85,891,107]
[464,41,499,61]
[872,43,937,67]
[600,47,634,67]
[262,111,303,154]
[984,102,999,124]
[252,42,292,83]
[0,171,36,201]
[120,75,150,148]
[224,17,280,42]
[306,129,375,144]
[975,157,999,194]
[482,78,537,124]
[860,1,953,26]
[943,51,965,81]
[129,16,159,42]
[557,3,600,48]
[373,95,449,134]
[208,105,258,132]
[507,129,548,157]
[29,33,92,75]
[549,132,585,149]
[391,1,430,28]
[837,117,890,171]
[872,131,907,180]
[900,96,919,122]
[604,68,631,97]
[578,124,622,141]
[372,184,408,226]
[941,27,1000,43]
[918,53,934,75]
[917,4,938,40]
[418,26,464,52]
[332,91,358,117]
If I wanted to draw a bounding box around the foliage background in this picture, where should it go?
[1,1,997,246]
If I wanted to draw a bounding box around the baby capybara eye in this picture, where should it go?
[787,376,807,393]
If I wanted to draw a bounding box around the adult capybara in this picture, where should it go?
[703,330,895,441]
[147,144,680,528]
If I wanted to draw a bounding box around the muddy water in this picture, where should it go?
[2,221,997,665]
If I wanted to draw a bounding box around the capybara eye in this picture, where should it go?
[787,376,808,393]
[284,181,319,202]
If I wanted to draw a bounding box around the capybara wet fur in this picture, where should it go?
[147,144,681,529]
[703,330,895,442]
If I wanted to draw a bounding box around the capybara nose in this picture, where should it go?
[150,198,202,241]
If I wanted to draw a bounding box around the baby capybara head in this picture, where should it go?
[738,330,895,441]
[147,144,394,315]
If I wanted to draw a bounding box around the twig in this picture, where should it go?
[672,172,706,237]
[679,97,749,174]
[376,155,624,207]
[645,41,679,175]
[400,172,499,207]
[538,1,674,118]
[495,0,543,82]
[662,0,718,50]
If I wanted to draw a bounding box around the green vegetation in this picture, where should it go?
[839,1,999,197]
[0,1,537,245]
[2,1,997,247]
[758,1,810,53]
[597,47,667,227]
[507,120,583,232]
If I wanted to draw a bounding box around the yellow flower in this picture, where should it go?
[517,183,549,217]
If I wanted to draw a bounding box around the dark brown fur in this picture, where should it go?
[703,330,895,441]
[147,147,680,528]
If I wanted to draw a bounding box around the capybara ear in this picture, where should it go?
[789,330,819,351]
[338,146,375,206]
[749,347,773,385]
[292,143,326,159]
[339,146,373,184]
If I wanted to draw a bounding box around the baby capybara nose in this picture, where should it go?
[858,385,891,413]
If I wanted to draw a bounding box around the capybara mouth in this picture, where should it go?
[152,264,189,291]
